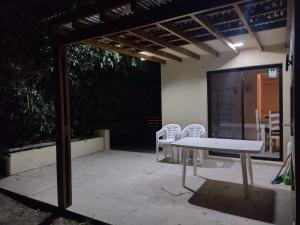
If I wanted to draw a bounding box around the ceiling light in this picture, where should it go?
[233,41,245,47]
[139,51,153,56]
[140,57,146,61]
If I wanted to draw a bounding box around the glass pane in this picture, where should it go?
[244,68,281,159]
[209,71,243,140]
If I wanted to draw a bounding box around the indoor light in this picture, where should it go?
[140,57,146,61]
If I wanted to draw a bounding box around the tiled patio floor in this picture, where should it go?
[0,150,292,225]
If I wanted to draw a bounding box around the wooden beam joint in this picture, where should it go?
[84,40,166,64]
[191,14,238,54]
[129,29,200,59]
[233,4,263,51]
[157,22,219,57]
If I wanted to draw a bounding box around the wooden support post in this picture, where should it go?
[53,43,72,209]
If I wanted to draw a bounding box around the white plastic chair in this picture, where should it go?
[255,109,265,152]
[269,110,280,154]
[178,124,206,167]
[156,124,181,161]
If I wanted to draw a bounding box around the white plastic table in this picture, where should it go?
[172,137,263,198]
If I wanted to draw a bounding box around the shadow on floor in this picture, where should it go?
[188,180,275,223]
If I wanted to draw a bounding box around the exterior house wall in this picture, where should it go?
[161,46,291,160]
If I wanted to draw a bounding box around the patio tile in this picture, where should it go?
[0,150,292,225]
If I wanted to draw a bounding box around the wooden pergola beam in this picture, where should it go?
[128,30,200,59]
[191,14,238,53]
[233,4,263,51]
[50,0,130,27]
[57,0,242,44]
[285,0,293,48]
[157,22,219,57]
[108,35,182,62]
[83,40,166,64]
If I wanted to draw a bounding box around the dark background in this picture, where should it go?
[0,1,162,151]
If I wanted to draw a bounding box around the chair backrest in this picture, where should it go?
[181,124,206,138]
[269,110,280,132]
[163,124,181,139]
[255,109,261,140]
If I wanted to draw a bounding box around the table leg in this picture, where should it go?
[246,153,254,185]
[182,149,187,186]
[193,149,197,176]
[240,153,249,198]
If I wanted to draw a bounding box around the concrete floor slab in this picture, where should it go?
[0,150,292,225]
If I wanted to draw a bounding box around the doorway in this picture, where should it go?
[207,64,283,161]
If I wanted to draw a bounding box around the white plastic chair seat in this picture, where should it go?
[177,124,206,166]
[158,138,175,144]
[156,124,181,161]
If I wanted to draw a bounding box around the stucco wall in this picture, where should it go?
[161,46,291,159]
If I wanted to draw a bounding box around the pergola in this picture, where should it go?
[44,0,292,209]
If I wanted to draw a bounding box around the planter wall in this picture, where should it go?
[1,133,109,176]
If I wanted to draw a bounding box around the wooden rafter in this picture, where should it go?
[285,0,293,48]
[157,22,219,57]
[50,1,130,27]
[191,14,238,53]
[108,35,182,62]
[128,30,200,59]
[58,0,241,44]
[233,4,263,51]
[83,40,166,64]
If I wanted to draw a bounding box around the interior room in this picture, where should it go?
[0,0,296,225]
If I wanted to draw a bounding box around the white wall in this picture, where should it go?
[161,45,291,159]
[6,137,105,175]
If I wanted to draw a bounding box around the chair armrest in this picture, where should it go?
[156,128,166,140]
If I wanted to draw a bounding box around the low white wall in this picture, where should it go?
[161,46,291,160]
[5,137,105,175]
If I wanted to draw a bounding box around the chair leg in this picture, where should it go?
[173,147,177,162]
[261,130,266,153]
[164,146,168,158]
[176,147,180,163]
[156,143,159,161]
[199,150,204,167]
[269,138,273,155]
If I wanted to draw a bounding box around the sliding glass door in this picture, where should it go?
[209,71,243,140]
[207,65,282,161]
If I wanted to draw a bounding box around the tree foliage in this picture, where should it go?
[67,43,160,139]
[0,1,160,148]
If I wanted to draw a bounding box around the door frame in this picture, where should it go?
[207,63,283,161]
